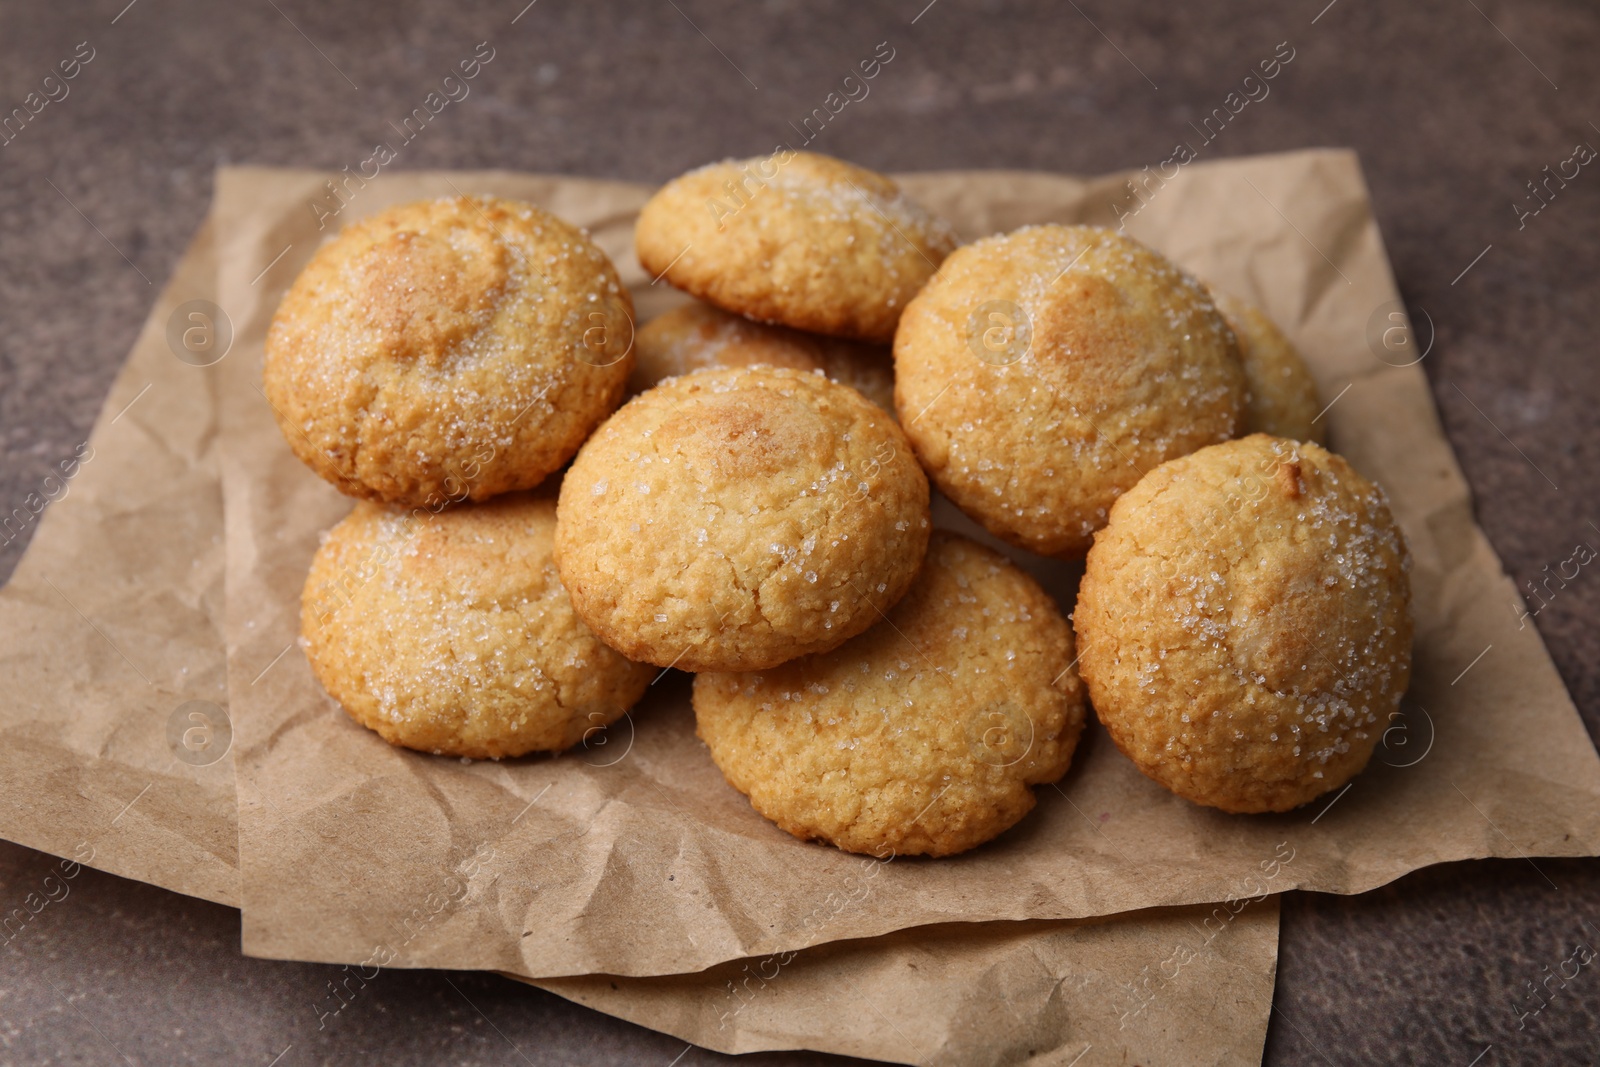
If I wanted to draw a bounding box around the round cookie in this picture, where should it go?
[1211,289,1325,444]
[555,366,930,672]
[636,152,958,344]
[265,196,635,508]
[894,224,1247,559]
[631,300,896,412]
[302,492,653,759]
[694,531,1085,858]
[1075,434,1412,813]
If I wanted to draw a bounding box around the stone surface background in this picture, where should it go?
[1,1,1597,1063]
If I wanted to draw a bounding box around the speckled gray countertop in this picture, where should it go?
[2,2,1598,1063]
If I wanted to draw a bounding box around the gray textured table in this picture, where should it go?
[2,1,1598,1063]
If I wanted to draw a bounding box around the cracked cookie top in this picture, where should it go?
[555,365,930,672]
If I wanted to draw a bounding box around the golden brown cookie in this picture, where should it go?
[1211,289,1325,444]
[265,197,635,508]
[894,224,1247,558]
[636,152,957,344]
[301,492,653,759]
[555,366,930,672]
[694,531,1085,857]
[630,300,896,412]
[1075,435,1412,813]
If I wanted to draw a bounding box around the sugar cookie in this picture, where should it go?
[636,152,956,343]
[894,224,1246,558]
[302,492,652,759]
[631,300,895,411]
[1211,289,1324,443]
[266,196,634,507]
[1075,435,1412,813]
[694,531,1085,857]
[555,366,929,672]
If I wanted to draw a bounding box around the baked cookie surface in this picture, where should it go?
[1075,435,1413,813]
[694,531,1085,857]
[630,300,896,411]
[635,152,957,344]
[894,224,1246,558]
[265,196,634,507]
[1211,289,1324,444]
[301,492,653,759]
[555,365,930,672]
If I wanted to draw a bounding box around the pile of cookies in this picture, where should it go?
[268,150,1411,858]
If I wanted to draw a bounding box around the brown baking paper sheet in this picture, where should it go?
[212,151,1600,980]
[0,215,239,907]
[524,901,1280,1067]
[0,218,1283,1067]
